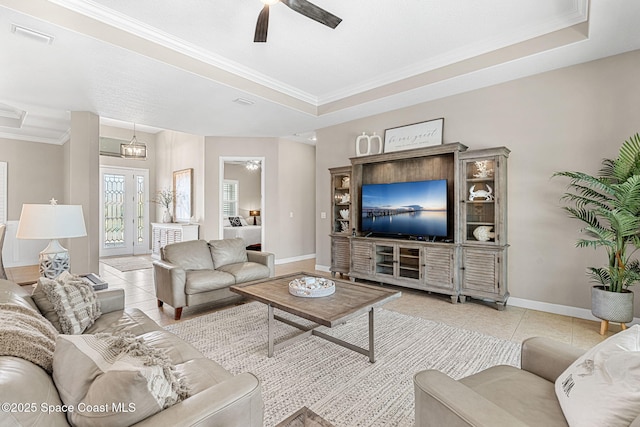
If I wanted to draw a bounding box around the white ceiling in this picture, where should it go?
[0,0,638,144]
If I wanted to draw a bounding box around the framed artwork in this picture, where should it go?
[173,168,193,222]
[384,118,444,153]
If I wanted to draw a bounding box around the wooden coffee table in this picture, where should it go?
[230,272,401,362]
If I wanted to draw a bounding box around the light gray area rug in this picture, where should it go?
[99,256,153,272]
[165,302,520,427]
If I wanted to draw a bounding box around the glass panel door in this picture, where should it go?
[100,167,149,257]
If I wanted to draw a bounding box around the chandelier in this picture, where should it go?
[120,123,147,160]
[246,160,261,171]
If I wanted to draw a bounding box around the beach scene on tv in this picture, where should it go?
[361,179,448,237]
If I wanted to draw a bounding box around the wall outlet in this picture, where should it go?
[320,212,327,219]
[289,211,294,218]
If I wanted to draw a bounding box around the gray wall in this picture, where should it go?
[315,49,640,315]
[0,137,65,220]
[204,137,316,261]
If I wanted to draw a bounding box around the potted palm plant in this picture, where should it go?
[554,133,640,334]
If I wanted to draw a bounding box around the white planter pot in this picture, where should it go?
[591,285,634,323]
[162,210,173,223]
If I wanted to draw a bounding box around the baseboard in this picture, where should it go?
[275,253,316,265]
[315,264,331,273]
[306,266,640,325]
[504,297,640,326]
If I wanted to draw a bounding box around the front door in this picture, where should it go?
[99,166,149,257]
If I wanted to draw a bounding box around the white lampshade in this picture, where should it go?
[16,204,87,239]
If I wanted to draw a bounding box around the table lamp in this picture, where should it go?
[16,199,87,278]
[249,210,260,225]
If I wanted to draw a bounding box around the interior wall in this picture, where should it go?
[224,163,262,220]
[155,130,205,224]
[0,137,65,220]
[277,139,316,259]
[315,49,640,314]
[204,137,315,261]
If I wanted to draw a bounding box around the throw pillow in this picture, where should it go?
[31,281,62,332]
[36,271,101,334]
[229,216,243,227]
[555,325,640,426]
[53,333,189,426]
[223,218,232,227]
[208,238,248,268]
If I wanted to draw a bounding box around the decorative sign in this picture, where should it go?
[384,118,444,153]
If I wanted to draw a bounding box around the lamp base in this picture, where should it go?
[39,239,70,279]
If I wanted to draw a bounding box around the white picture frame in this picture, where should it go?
[384,118,444,153]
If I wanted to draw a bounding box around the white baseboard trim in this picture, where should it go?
[275,253,316,265]
[300,263,640,326]
[507,297,640,326]
[315,264,331,273]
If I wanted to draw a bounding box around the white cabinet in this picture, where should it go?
[151,223,199,259]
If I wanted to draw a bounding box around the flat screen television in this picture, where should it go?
[361,179,448,238]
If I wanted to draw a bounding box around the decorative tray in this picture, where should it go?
[289,277,336,298]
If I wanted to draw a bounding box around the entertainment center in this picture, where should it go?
[329,142,510,308]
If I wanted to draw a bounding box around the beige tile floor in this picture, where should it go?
[98,255,616,350]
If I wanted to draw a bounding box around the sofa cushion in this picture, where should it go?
[461,365,568,426]
[555,324,640,427]
[175,358,234,395]
[209,238,248,268]
[0,357,69,427]
[217,262,270,283]
[184,270,236,295]
[35,272,101,334]
[163,240,215,271]
[53,333,189,427]
[137,330,204,365]
[84,308,161,336]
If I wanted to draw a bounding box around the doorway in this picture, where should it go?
[99,166,150,257]
[220,157,265,249]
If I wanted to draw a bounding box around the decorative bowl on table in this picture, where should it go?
[289,276,336,298]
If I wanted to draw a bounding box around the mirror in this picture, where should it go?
[173,168,193,222]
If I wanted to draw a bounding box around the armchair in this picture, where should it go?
[414,337,586,426]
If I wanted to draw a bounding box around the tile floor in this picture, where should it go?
[98,255,616,350]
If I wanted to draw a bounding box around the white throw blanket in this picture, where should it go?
[0,303,58,373]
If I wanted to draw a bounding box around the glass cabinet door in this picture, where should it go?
[462,157,498,244]
[375,244,395,277]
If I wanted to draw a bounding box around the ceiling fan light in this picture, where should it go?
[261,0,280,5]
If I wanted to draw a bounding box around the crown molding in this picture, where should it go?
[48,0,319,105]
[317,0,589,105]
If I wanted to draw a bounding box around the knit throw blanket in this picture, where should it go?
[0,303,58,373]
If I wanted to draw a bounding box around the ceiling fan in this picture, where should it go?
[254,0,342,43]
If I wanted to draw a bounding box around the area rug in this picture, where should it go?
[165,302,520,427]
[99,256,153,272]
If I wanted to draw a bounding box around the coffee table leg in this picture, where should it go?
[268,304,274,357]
[369,308,375,363]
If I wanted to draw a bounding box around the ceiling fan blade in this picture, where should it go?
[254,4,270,43]
[281,0,342,29]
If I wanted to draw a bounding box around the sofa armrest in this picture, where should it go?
[414,370,528,427]
[247,251,275,277]
[96,288,124,313]
[152,260,187,309]
[520,337,584,383]
[132,372,263,427]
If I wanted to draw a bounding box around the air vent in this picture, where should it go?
[11,24,55,44]
[233,98,255,106]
